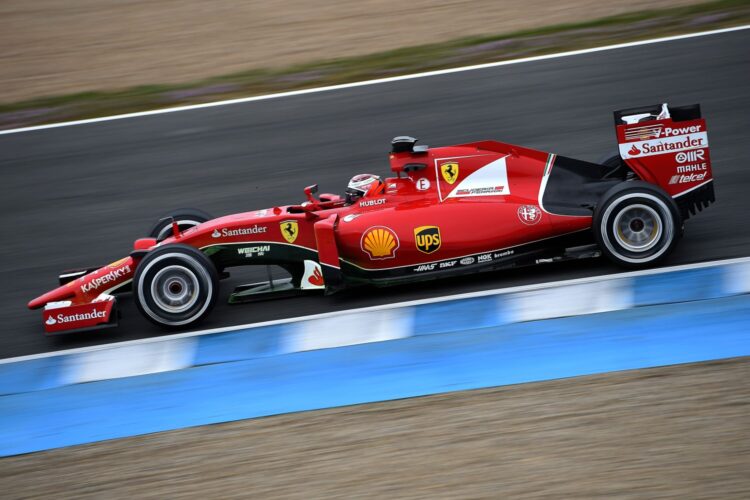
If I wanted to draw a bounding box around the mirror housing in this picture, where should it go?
[304,184,319,204]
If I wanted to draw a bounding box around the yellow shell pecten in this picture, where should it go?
[363,228,397,258]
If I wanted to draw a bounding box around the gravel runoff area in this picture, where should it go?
[0,0,708,103]
[3,357,748,499]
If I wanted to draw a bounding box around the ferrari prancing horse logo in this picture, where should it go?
[440,162,459,184]
[280,220,299,243]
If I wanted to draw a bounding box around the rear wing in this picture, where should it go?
[615,103,714,218]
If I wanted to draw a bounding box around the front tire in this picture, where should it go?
[149,208,214,242]
[134,244,219,329]
[594,182,682,268]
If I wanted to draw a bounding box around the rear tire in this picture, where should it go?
[594,182,681,268]
[134,244,219,329]
[149,208,214,242]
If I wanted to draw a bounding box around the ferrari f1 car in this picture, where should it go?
[29,103,714,334]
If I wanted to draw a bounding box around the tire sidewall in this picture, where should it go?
[134,245,218,328]
[149,208,214,241]
[594,182,681,268]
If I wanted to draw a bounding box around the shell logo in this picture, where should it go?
[361,226,399,260]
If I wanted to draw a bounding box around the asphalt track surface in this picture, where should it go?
[1,29,748,359]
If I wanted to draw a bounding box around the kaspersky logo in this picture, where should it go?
[81,265,132,293]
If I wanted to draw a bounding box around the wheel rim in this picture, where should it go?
[150,265,200,313]
[613,204,662,252]
[156,219,202,241]
[599,193,676,265]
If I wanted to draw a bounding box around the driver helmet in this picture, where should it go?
[346,173,384,204]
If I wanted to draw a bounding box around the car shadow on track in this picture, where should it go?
[37,257,622,355]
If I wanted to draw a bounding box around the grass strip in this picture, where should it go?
[1,0,748,130]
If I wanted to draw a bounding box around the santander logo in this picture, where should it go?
[628,144,641,156]
[47,309,107,325]
[308,267,324,286]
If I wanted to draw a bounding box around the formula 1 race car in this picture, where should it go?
[29,103,714,334]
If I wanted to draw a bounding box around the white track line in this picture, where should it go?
[3,24,749,363]
[1,24,748,137]
[4,255,749,365]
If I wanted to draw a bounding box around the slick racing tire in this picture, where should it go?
[594,181,682,269]
[134,244,219,329]
[149,208,214,242]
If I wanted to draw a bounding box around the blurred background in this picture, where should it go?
[0,0,709,99]
[2,1,749,497]
[1,0,746,128]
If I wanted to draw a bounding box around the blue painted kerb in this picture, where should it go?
[0,294,748,457]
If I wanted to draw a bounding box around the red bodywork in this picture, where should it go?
[617,117,712,198]
[29,104,715,334]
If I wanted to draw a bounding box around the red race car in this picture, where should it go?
[29,103,714,334]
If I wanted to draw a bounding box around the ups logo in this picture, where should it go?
[414,226,441,254]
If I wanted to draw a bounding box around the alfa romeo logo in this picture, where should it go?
[517,205,542,225]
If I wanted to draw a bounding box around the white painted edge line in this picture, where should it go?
[4,255,749,365]
[1,24,748,137]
